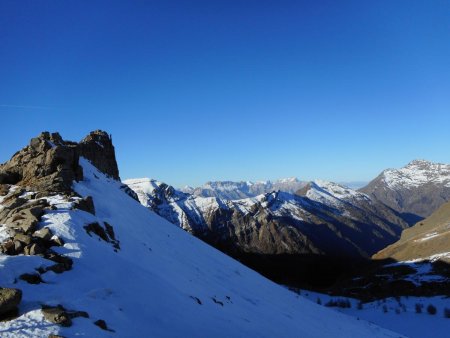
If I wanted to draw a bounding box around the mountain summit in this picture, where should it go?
[360,160,450,224]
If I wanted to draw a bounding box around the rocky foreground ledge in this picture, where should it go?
[0,131,123,327]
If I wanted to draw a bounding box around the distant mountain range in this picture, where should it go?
[124,178,407,286]
[180,177,307,200]
[125,159,450,286]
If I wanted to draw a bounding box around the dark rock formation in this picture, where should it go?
[72,196,95,215]
[0,288,22,318]
[78,130,120,180]
[84,222,120,251]
[94,319,113,331]
[20,273,43,284]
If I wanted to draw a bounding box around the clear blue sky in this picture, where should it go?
[1,1,449,187]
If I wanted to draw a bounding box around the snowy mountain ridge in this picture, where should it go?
[179,177,307,200]
[380,160,450,189]
[361,159,450,223]
[125,177,408,261]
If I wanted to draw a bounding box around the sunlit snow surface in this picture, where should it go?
[0,159,403,337]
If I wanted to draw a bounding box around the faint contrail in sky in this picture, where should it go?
[0,104,52,109]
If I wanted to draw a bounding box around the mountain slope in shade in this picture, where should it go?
[373,200,450,263]
[180,177,307,200]
[360,160,450,224]
[125,178,408,260]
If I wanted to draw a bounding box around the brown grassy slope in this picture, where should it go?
[373,200,450,263]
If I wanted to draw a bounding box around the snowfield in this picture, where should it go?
[300,290,450,338]
[0,158,404,337]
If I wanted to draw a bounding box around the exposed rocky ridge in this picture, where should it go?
[125,178,409,286]
[360,160,450,225]
[0,130,120,195]
[181,178,307,200]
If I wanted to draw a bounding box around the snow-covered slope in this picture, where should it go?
[361,160,450,223]
[180,177,307,200]
[0,159,402,337]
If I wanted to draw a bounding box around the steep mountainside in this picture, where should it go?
[125,178,408,286]
[0,132,402,337]
[373,200,450,263]
[180,177,307,200]
[360,160,450,224]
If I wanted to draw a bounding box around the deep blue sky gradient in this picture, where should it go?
[1,1,449,187]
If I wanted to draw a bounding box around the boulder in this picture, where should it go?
[19,273,43,284]
[0,288,22,317]
[41,304,89,327]
[33,227,53,241]
[50,236,65,247]
[41,305,72,327]
[0,184,9,196]
[13,233,33,245]
[94,319,112,331]
[24,243,45,256]
[72,196,95,215]
[0,241,16,255]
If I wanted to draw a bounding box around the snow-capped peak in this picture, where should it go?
[381,160,450,189]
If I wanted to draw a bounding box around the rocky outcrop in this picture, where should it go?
[0,130,120,195]
[0,132,82,194]
[78,130,120,180]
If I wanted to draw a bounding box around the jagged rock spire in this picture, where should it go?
[78,130,120,180]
